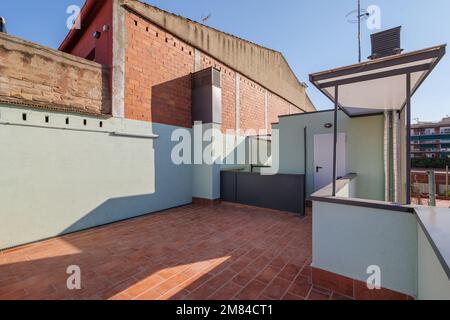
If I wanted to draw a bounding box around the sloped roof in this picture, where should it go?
[121,0,315,112]
[309,45,446,117]
[59,0,107,53]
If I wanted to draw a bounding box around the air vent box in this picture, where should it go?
[192,67,222,125]
[369,26,403,60]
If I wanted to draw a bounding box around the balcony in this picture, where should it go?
[309,174,450,300]
[411,133,450,141]
[412,140,441,145]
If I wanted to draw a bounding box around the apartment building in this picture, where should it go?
[411,117,450,159]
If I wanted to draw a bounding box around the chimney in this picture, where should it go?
[0,17,6,33]
[368,26,403,60]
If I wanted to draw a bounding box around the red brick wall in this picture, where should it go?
[239,77,266,133]
[268,92,294,127]
[124,11,302,130]
[125,12,194,126]
[69,0,113,67]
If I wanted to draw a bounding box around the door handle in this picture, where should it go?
[316,166,323,173]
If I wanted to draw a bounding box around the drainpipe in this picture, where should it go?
[304,126,308,201]
[392,111,400,203]
[428,170,436,206]
[446,165,449,199]
[384,111,391,202]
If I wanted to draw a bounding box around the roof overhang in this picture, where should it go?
[59,0,108,52]
[309,45,446,117]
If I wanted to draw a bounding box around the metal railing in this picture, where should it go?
[411,166,450,206]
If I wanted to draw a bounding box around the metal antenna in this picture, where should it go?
[346,1,369,63]
[201,14,211,24]
[358,0,361,62]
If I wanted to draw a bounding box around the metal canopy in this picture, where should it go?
[310,45,446,117]
[309,44,446,203]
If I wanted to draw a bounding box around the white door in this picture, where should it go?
[314,133,346,191]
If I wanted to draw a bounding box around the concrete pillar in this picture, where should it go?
[428,170,436,206]
[446,165,449,199]
[384,111,391,202]
[194,48,202,72]
[235,73,240,133]
[264,90,268,133]
[112,0,126,118]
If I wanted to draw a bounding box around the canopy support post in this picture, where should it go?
[333,85,339,196]
[406,73,412,204]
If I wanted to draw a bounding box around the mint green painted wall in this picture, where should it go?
[0,105,192,250]
[313,201,418,296]
[277,111,385,200]
[417,226,450,300]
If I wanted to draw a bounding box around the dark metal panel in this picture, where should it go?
[370,26,402,59]
[237,172,305,215]
[192,86,213,123]
[192,67,222,125]
[371,27,402,58]
[221,171,305,215]
[220,171,237,202]
[192,69,213,123]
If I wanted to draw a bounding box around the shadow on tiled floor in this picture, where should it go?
[0,202,340,300]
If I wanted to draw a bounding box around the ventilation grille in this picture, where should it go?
[369,26,403,60]
[212,68,221,88]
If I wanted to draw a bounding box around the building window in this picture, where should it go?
[440,127,450,134]
[85,48,96,62]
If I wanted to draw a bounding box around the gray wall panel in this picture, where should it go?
[221,171,305,215]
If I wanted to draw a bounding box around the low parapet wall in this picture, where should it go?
[0,33,111,115]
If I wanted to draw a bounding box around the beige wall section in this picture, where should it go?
[0,33,111,116]
[121,0,314,112]
[0,104,192,250]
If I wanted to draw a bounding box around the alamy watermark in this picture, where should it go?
[170,122,279,175]
[66,265,81,290]
[366,265,381,290]
[66,5,81,30]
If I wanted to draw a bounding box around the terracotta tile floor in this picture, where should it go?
[0,202,340,300]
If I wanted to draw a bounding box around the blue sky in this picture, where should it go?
[1,0,449,121]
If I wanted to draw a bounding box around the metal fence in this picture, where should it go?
[221,170,305,215]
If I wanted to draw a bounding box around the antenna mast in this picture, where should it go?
[358,0,361,62]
